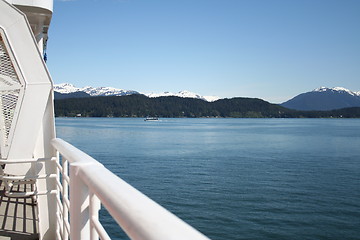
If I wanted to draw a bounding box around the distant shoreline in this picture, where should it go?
[54,114,360,119]
[54,95,360,119]
[55,116,360,119]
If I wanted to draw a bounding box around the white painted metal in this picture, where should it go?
[62,158,69,240]
[3,0,53,12]
[4,0,53,52]
[0,1,57,239]
[0,157,54,199]
[91,218,111,240]
[52,138,211,240]
[90,192,102,240]
[0,30,25,158]
[70,162,92,240]
[54,154,70,240]
[0,0,53,159]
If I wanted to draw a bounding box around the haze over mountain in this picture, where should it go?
[281,87,360,111]
[54,83,220,102]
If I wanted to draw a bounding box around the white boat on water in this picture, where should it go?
[144,117,159,121]
[0,1,210,239]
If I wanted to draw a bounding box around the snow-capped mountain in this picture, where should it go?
[281,87,360,111]
[54,83,79,94]
[313,87,360,97]
[54,83,139,96]
[145,90,219,102]
[54,83,220,102]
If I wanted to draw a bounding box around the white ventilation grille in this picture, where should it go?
[0,34,22,154]
[0,36,18,79]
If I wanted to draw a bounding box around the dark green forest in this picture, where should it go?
[54,94,360,118]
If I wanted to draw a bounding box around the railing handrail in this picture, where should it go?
[51,138,100,165]
[51,138,210,240]
[0,157,55,164]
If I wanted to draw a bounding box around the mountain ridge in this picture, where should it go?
[54,83,139,97]
[54,94,360,118]
[281,87,360,111]
[54,83,360,111]
[313,87,360,97]
[54,83,220,102]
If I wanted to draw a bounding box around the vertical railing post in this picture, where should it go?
[62,158,69,240]
[90,192,101,240]
[55,152,62,238]
[70,163,90,240]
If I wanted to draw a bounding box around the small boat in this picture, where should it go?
[144,117,159,121]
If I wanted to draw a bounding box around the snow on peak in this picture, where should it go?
[313,86,328,92]
[54,83,139,96]
[54,83,79,94]
[144,90,219,102]
[313,87,358,96]
[54,83,220,101]
[332,87,355,95]
[203,95,221,102]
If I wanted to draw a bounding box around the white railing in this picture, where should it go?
[0,157,57,197]
[51,138,210,240]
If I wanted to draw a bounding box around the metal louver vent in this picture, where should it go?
[0,34,22,153]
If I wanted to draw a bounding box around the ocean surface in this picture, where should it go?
[55,118,360,240]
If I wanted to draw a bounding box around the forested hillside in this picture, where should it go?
[54,95,360,118]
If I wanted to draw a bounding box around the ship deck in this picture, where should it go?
[0,180,39,240]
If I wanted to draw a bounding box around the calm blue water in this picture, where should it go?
[56,118,360,240]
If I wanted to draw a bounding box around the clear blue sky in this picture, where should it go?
[47,0,360,103]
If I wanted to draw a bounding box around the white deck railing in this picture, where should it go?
[51,138,210,240]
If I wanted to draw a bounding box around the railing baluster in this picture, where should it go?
[90,191,101,240]
[62,157,69,240]
[55,152,63,239]
[70,163,91,240]
[91,216,111,240]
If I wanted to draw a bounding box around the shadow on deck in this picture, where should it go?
[0,180,39,240]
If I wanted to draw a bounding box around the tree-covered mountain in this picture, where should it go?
[54,94,360,118]
[54,91,91,99]
[281,87,360,111]
[55,84,360,113]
